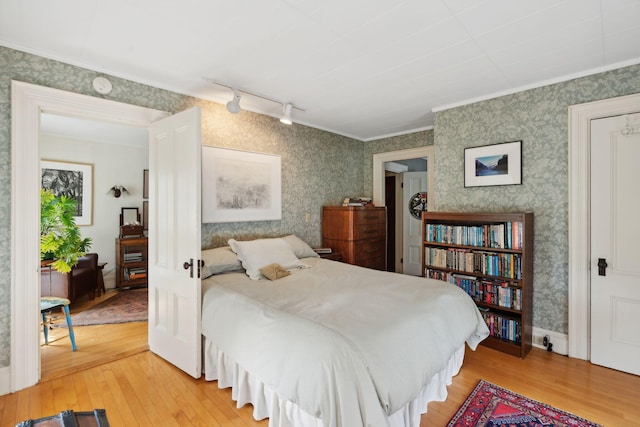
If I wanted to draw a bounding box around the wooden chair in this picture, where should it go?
[40,296,77,351]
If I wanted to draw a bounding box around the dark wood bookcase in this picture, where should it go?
[115,236,148,289]
[422,212,533,358]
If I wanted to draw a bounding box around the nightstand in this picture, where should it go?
[319,252,342,262]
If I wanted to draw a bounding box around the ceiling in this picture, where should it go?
[40,113,148,147]
[2,0,640,141]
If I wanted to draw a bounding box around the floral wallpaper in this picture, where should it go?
[0,46,363,369]
[361,130,434,196]
[434,64,640,334]
[1,43,639,371]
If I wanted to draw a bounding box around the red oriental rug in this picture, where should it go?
[447,380,603,427]
[69,289,147,326]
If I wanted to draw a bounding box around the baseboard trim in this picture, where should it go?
[532,327,568,355]
[0,366,11,396]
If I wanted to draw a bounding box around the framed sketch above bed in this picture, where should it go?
[202,146,282,223]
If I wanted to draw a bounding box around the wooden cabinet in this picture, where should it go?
[322,206,386,270]
[115,237,148,289]
[422,212,533,358]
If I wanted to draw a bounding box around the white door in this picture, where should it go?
[590,113,640,375]
[402,172,427,276]
[148,107,202,378]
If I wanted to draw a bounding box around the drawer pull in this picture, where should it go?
[363,229,377,234]
[363,216,378,219]
[365,249,379,253]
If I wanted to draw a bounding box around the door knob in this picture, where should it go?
[597,258,608,276]
[183,258,193,277]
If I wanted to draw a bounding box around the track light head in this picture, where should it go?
[226,91,241,114]
[280,103,293,125]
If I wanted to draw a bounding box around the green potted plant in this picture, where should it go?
[40,188,92,273]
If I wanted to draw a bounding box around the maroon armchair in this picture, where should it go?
[41,253,99,304]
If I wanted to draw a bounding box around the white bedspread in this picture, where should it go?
[201,258,489,427]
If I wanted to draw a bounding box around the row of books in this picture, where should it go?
[342,197,373,207]
[448,274,522,310]
[124,267,147,281]
[481,311,522,344]
[123,251,143,263]
[425,222,523,249]
[425,247,522,279]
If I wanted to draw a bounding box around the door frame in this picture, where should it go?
[567,92,640,360]
[10,80,168,393]
[373,146,434,208]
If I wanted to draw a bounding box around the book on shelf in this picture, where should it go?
[123,252,143,262]
[424,221,523,250]
[124,267,147,280]
[481,311,521,344]
[444,273,522,311]
[342,197,373,207]
[424,247,522,279]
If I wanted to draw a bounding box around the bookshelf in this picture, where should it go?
[115,236,148,289]
[422,212,533,358]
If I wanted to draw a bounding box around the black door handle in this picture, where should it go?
[183,258,193,277]
[597,258,608,276]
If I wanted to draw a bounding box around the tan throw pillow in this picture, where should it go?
[260,263,291,280]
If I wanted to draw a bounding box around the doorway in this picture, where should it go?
[39,113,150,379]
[10,80,168,393]
[373,146,434,275]
[568,92,640,367]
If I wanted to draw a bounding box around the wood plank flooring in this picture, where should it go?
[4,295,639,426]
[40,289,148,381]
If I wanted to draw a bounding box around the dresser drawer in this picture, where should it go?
[353,209,386,226]
[353,238,385,262]
[354,224,385,240]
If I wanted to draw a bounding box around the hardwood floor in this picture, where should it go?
[4,336,640,426]
[40,289,148,381]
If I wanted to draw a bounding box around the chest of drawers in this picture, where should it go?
[321,206,386,270]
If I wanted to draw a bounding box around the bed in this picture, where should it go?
[200,236,489,427]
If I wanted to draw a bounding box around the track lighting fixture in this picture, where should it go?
[226,90,241,114]
[205,79,304,124]
[280,103,293,125]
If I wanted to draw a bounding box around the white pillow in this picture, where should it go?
[282,235,319,259]
[228,238,309,280]
[201,246,243,278]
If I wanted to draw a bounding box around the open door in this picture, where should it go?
[402,171,427,276]
[148,107,202,378]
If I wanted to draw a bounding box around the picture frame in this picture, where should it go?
[41,160,93,225]
[143,169,149,199]
[142,200,149,231]
[464,140,522,187]
[201,146,282,223]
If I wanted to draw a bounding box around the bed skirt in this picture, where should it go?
[203,337,466,427]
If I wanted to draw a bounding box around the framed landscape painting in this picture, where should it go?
[201,147,282,223]
[41,160,93,225]
[464,140,522,187]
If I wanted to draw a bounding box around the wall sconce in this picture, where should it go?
[109,186,129,198]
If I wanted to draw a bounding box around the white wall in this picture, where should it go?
[40,134,148,289]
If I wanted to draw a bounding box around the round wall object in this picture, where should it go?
[92,76,112,95]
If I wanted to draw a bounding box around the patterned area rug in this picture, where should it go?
[70,289,148,326]
[447,380,603,427]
